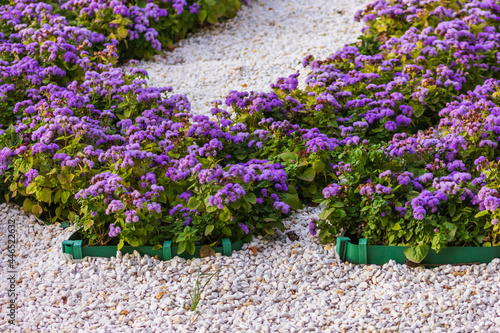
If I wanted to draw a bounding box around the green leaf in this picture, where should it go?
[319,207,335,220]
[186,242,196,255]
[117,239,124,251]
[331,201,344,208]
[476,234,487,244]
[57,174,67,184]
[334,209,347,219]
[110,18,122,25]
[23,198,35,213]
[297,167,315,182]
[152,244,162,251]
[157,192,167,203]
[283,193,302,210]
[406,190,421,201]
[123,108,132,118]
[279,152,298,162]
[475,210,489,218]
[222,227,232,236]
[245,193,257,205]
[413,106,425,118]
[83,218,94,229]
[61,191,71,204]
[177,241,186,254]
[287,185,297,194]
[265,228,275,235]
[312,160,325,172]
[388,234,395,244]
[205,225,215,236]
[207,11,218,24]
[206,205,218,213]
[37,188,52,204]
[54,189,62,203]
[219,207,231,221]
[391,223,401,230]
[448,204,456,217]
[26,182,37,195]
[318,229,335,243]
[403,244,429,263]
[443,222,457,242]
[228,149,244,158]
[187,197,202,210]
[9,182,17,192]
[55,206,63,219]
[117,26,128,39]
[307,183,317,194]
[198,10,207,22]
[19,161,31,174]
[32,204,43,216]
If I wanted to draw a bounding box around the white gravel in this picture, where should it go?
[139,0,369,116]
[4,0,500,332]
[2,203,500,332]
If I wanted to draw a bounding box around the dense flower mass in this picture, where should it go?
[2,0,500,260]
[0,0,244,60]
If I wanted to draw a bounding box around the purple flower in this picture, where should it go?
[239,223,249,234]
[108,223,121,238]
[189,3,200,14]
[379,170,391,178]
[323,184,341,199]
[309,219,317,236]
[22,168,38,187]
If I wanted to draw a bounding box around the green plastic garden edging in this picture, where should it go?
[62,231,244,261]
[43,220,69,229]
[336,237,500,266]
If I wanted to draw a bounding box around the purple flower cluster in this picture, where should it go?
[411,190,447,220]
[108,223,121,237]
[208,183,246,209]
[22,168,38,187]
[309,218,317,236]
[322,184,341,199]
[57,0,244,58]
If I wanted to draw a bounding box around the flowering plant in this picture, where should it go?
[4,0,500,261]
[315,79,500,262]
[56,0,244,60]
[76,158,290,252]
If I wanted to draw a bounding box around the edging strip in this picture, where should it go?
[337,238,500,266]
[62,231,243,261]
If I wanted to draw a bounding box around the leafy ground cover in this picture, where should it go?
[1,0,500,262]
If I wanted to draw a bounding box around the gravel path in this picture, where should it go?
[4,0,500,332]
[139,0,369,116]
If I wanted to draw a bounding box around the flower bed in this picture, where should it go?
[1,0,500,262]
[2,0,245,60]
[62,230,243,260]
